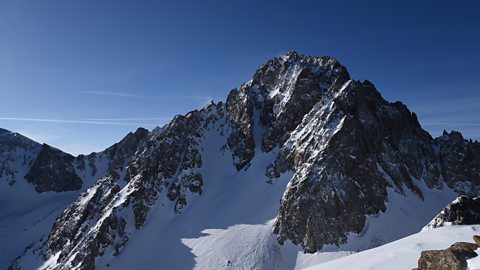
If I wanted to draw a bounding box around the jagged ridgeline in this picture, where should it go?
[6,52,480,269]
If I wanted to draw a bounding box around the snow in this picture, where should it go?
[0,135,113,269]
[321,180,457,252]
[104,173,459,270]
[268,88,281,99]
[86,107,461,270]
[0,139,72,269]
[334,80,352,98]
[92,115,349,270]
[468,250,480,269]
[99,121,294,269]
[2,69,474,269]
[306,225,480,270]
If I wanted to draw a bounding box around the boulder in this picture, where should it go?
[416,242,477,270]
[427,196,480,229]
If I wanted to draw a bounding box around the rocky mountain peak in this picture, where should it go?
[0,128,42,187]
[251,51,349,95]
[7,52,480,270]
[440,130,468,143]
[104,127,149,175]
[223,52,353,166]
[0,128,36,146]
[25,144,82,193]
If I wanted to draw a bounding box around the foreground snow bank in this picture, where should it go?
[305,225,480,270]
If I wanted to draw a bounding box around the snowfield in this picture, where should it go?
[306,225,480,270]
[92,123,460,270]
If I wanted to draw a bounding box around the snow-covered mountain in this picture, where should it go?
[3,52,480,269]
[0,128,148,269]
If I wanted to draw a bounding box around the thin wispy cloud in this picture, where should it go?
[73,90,145,98]
[410,94,480,114]
[422,122,480,127]
[85,117,172,121]
[0,117,166,127]
[74,90,215,101]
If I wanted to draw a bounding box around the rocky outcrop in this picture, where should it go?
[416,241,478,270]
[43,128,150,267]
[257,51,351,152]
[25,144,83,192]
[13,104,225,270]
[1,127,148,193]
[0,129,42,186]
[226,86,256,170]
[102,127,149,175]
[417,197,480,269]
[271,79,445,252]
[225,51,351,170]
[435,131,480,195]
[0,127,150,270]
[426,196,480,229]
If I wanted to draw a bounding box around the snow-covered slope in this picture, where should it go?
[0,128,148,269]
[5,52,480,269]
[305,225,480,270]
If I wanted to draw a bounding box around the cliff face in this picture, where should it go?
[0,128,148,269]
[0,127,149,194]
[6,52,480,269]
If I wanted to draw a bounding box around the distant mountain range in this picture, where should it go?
[2,52,480,270]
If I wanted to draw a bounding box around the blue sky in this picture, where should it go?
[0,0,479,155]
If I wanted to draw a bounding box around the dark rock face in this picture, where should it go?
[1,127,148,194]
[25,144,82,192]
[257,51,351,153]
[435,131,480,194]
[103,127,149,174]
[46,176,126,270]
[43,128,150,267]
[427,196,480,228]
[127,109,209,224]
[226,86,256,170]
[272,80,444,252]
[21,104,224,269]
[0,130,42,186]
[416,242,478,270]
[225,51,350,170]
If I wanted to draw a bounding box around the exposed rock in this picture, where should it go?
[256,51,351,153]
[13,104,224,269]
[273,80,440,252]
[426,196,480,228]
[0,129,42,186]
[226,85,256,170]
[103,127,149,175]
[416,242,477,270]
[0,127,149,194]
[25,144,82,192]
[435,131,480,195]
[473,235,480,247]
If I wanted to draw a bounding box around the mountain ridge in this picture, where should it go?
[0,127,148,269]
[3,51,480,269]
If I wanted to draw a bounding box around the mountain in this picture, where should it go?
[0,128,148,269]
[4,52,480,269]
